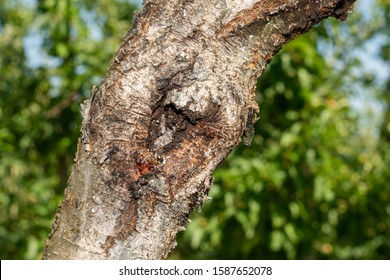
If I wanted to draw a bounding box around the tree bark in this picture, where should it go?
[43,0,355,259]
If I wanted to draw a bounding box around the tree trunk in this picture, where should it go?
[43,0,355,259]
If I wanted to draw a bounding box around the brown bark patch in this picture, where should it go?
[114,200,139,241]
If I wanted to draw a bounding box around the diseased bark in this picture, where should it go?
[43,0,355,259]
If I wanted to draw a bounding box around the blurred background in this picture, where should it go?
[0,0,389,259]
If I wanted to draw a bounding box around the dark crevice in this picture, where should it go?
[148,103,196,152]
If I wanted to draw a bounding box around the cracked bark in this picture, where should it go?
[43,0,356,259]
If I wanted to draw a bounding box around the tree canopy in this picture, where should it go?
[0,0,389,259]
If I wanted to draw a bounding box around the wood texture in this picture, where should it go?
[43,0,356,259]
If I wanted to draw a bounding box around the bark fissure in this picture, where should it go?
[43,0,356,260]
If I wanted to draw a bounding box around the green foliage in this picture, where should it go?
[1,0,389,260]
[0,0,137,259]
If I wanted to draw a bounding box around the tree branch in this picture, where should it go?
[43,0,356,259]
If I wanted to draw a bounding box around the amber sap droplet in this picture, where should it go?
[134,149,158,175]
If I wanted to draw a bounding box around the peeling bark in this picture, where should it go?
[43,0,356,259]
